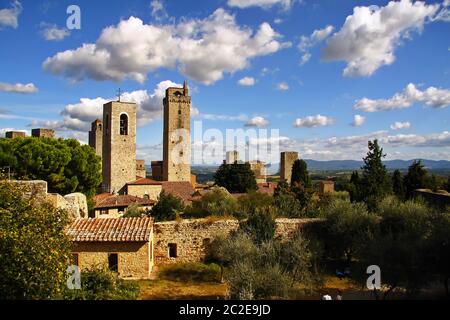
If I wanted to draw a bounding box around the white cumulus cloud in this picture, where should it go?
[245,116,269,127]
[322,0,440,77]
[43,9,290,85]
[238,76,256,86]
[0,82,38,94]
[391,121,411,130]
[298,25,334,65]
[351,114,365,127]
[0,1,22,29]
[355,83,450,112]
[40,23,70,41]
[37,80,181,132]
[293,114,335,128]
[227,0,294,10]
[277,82,289,91]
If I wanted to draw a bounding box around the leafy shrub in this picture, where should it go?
[63,267,139,300]
[239,211,276,244]
[185,187,238,218]
[322,199,377,264]
[235,191,275,219]
[0,181,71,300]
[149,192,185,222]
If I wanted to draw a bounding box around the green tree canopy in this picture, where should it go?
[214,162,257,193]
[347,170,361,203]
[207,232,320,299]
[239,211,276,244]
[186,187,238,218]
[0,181,71,299]
[149,191,185,222]
[392,169,405,200]
[362,197,433,299]
[404,160,429,198]
[322,199,377,264]
[360,140,392,210]
[0,137,101,197]
[291,159,311,187]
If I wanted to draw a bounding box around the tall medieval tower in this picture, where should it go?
[89,119,103,158]
[280,151,299,184]
[163,81,191,182]
[102,101,137,194]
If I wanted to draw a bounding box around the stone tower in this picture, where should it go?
[163,81,191,182]
[226,151,239,164]
[280,152,299,184]
[88,119,103,158]
[102,101,137,194]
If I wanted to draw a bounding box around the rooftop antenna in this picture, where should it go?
[117,88,122,102]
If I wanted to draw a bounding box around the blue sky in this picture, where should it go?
[0,0,449,164]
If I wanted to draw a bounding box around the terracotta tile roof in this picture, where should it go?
[162,181,196,203]
[66,217,153,242]
[127,177,162,186]
[94,194,155,209]
[93,193,111,205]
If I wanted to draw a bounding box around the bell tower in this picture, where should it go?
[102,101,137,194]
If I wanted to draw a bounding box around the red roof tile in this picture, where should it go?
[161,181,195,203]
[66,217,153,242]
[127,177,162,186]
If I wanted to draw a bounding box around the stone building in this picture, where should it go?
[136,160,146,178]
[126,177,162,200]
[249,160,267,183]
[32,128,55,138]
[5,131,26,139]
[163,81,191,182]
[280,151,299,183]
[151,161,163,181]
[66,218,154,279]
[319,180,335,195]
[88,119,103,158]
[225,150,239,164]
[102,101,137,194]
[93,193,155,218]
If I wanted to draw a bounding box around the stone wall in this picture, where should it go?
[127,184,162,201]
[72,240,153,279]
[10,180,48,200]
[153,218,321,265]
[9,180,87,220]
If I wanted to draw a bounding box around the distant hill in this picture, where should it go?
[164,159,450,177]
[303,159,450,171]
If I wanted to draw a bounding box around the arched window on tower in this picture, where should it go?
[120,114,128,136]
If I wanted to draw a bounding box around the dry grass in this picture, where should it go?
[138,263,228,300]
